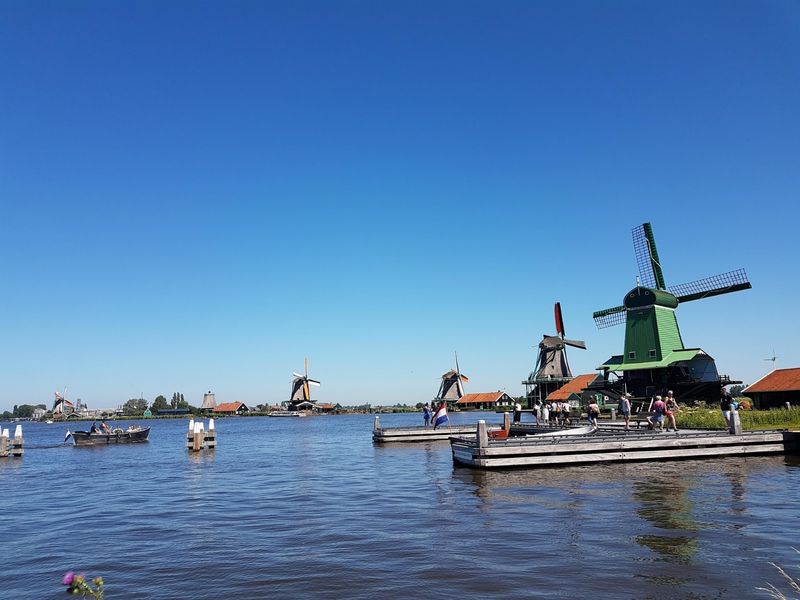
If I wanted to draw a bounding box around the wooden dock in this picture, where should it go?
[451,420,799,469]
[0,426,23,458]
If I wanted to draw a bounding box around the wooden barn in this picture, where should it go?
[742,368,800,409]
[456,391,514,411]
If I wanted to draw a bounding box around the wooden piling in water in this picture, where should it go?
[374,416,380,431]
[187,419,216,452]
[1,426,23,458]
[503,412,510,432]
[204,418,216,449]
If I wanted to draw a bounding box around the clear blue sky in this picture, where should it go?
[2,1,798,412]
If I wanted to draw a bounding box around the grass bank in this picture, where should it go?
[676,406,800,430]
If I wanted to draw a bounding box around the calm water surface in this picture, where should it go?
[2,414,799,599]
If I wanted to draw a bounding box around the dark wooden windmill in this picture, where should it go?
[523,302,586,404]
[287,357,321,410]
[591,222,751,403]
[435,353,469,405]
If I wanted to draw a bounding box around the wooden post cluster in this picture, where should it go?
[186,418,217,452]
[0,426,23,458]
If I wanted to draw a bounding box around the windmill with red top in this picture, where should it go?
[523,302,586,404]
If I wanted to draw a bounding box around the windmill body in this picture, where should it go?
[286,358,321,411]
[591,222,751,403]
[524,303,586,405]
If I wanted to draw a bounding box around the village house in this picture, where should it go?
[455,391,514,411]
[742,368,800,409]
[212,402,250,415]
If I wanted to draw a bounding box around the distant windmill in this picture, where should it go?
[592,222,752,402]
[524,302,586,404]
[288,358,321,410]
[436,352,469,404]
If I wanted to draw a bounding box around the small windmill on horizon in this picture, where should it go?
[287,358,321,410]
[435,352,469,405]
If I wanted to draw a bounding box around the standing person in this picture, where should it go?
[423,404,431,427]
[651,395,666,431]
[620,393,631,431]
[534,400,542,424]
[720,387,733,423]
[587,399,601,431]
[542,402,550,426]
[665,391,679,432]
[513,402,522,423]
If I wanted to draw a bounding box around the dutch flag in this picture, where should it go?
[432,402,449,430]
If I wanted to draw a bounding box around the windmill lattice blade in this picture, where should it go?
[292,372,304,379]
[669,269,751,303]
[632,224,658,289]
[308,380,321,387]
[593,305,626,329]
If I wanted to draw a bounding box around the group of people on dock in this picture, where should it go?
[532,400,573,426]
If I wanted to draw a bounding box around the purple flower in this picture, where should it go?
[62,572,75,586]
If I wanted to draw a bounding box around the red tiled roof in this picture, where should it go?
[743,368,800,393]
[546,374,598,401]
[213,402,245,413]
[456,392,510,405]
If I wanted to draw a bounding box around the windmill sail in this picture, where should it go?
[668,268,751,303]
[632,222,666,290]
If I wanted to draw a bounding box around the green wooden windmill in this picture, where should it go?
[592,222,751,403]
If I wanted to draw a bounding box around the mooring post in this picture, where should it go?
[373,415,380,431]
[192,422,204,452]
[205,418,216,449]
[729,410,742,435]
[186,418,195,449]
[477,420,488,448]
[503,412,510,431]
[610,408,616,421]
[11,425,23,457]
[0,428,7,457]
[786,402,791,411]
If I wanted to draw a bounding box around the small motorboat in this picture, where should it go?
[68,426,150,446]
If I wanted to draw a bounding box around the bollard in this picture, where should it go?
[374,415,380,431]
[10,425,23,457]
[192,422,204,452]
[786,402,791,411]
[477,420,488,448]
[729,410,742,435]
[186,418,195,449]
[204,418,217,449]
[503,412,510,432]
[610,408,616,421]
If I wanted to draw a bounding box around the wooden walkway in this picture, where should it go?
[451,420,799,469]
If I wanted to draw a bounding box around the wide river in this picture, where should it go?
[2,414,799,599]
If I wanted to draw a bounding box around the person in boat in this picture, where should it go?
[100,420,112,434]
[89,422,99,434]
